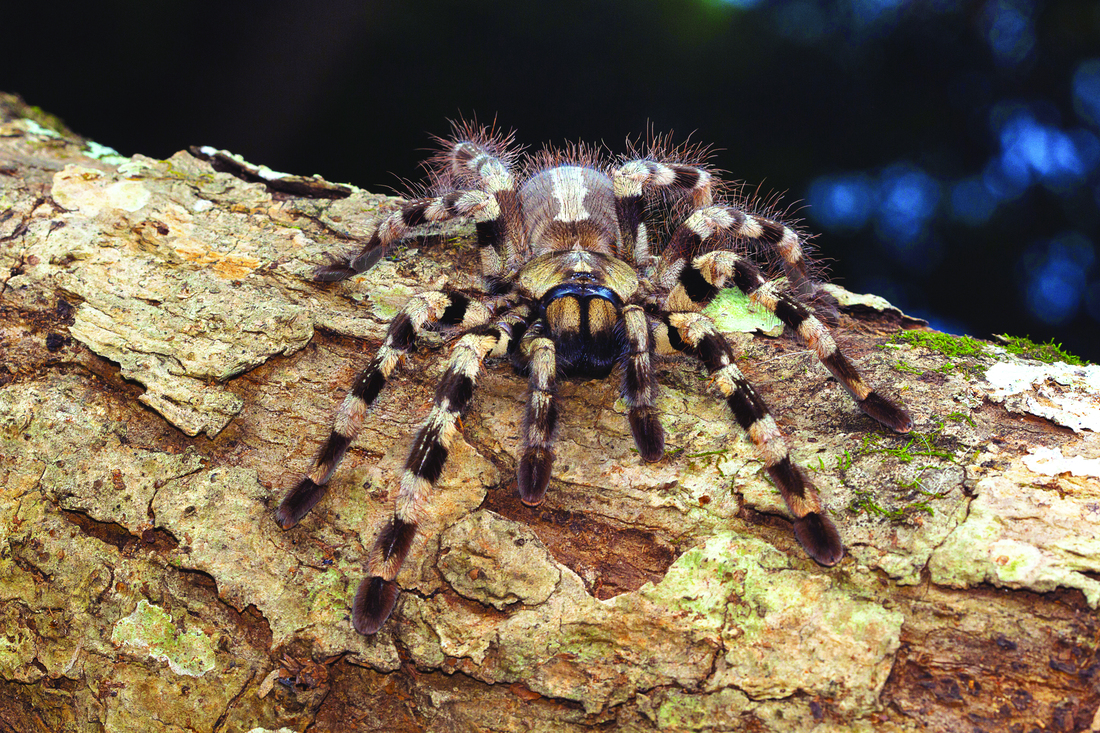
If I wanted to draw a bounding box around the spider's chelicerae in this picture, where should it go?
[276,123,913,635]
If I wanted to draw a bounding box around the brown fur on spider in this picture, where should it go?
[275,121,913,635]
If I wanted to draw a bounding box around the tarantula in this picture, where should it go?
[275,122,913,635]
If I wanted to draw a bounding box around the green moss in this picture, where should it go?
[847,487,934,522]
[894,330,987,358]
[892,359,926,375]
[843,425,956,523]
[859,430,955,464]
[995,334,1086,365]
[894,330,1088,368]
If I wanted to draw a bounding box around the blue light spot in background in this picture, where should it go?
[807,165,943,270]
[993,109,1100,193]
[1021,233,1096,325]
[806,174,875,230]
[1073,59,1100,129]
[979,0,1035,67]
[949,177,999,225]
[875,164,941,246]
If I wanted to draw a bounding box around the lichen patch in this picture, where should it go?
[111,600,216,677]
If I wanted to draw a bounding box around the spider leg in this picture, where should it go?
[691,249,911,432]
[663,311,843,566]
[445,139,525,270]
[276,290,492,529]
[516,331,559,505]
[353,312,526,634]
[658,212,912,433]
[657,204,816,300]
[622,304,664,461]
[315,190,500,282]
[612,160,713,264]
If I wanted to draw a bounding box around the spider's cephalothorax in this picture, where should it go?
[275,123,913,635]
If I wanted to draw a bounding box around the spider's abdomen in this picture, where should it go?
[541,282,623,378]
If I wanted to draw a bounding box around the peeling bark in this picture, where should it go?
[2,92,1099,732]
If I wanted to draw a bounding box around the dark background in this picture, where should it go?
[6,0,1099,360]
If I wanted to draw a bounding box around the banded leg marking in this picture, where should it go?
[656,205,813,296]
[674,250,913,433]
[315,190,498,282]
[622,305,664,461]
[667,312,843,566]
[613,160,713,264]
[518,336,559,505]
[450,140,524,267]
[353,322,515,634]
[277,291,489,529]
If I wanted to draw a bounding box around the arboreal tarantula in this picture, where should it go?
[276,122,913,635]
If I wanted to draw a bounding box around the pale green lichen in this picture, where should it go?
[111,600,216,677]
[21,119,62,139]
[21,118,129,165]
[655,687,753,730]
[705,288,783,336]
[83,140,129,165]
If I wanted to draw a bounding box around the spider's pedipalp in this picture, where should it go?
[666,312,843,566]
[518,334,559,505]
[622,304,664,462]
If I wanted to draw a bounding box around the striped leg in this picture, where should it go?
[622,304,664,461]
[276,290,490,529]
[353,319,519,634]
[315,190,499,282]
[666,312,843,566]
[656,204,815,298]
[445,138,524,269]
[682,250,912,433]
[612,160,714,264]
[517,334,559,505]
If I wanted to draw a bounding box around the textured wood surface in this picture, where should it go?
[2,92,1099,732]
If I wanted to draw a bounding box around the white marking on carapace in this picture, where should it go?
[549,167,591,222]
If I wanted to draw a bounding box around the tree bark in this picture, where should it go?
[2,92,1099,732]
